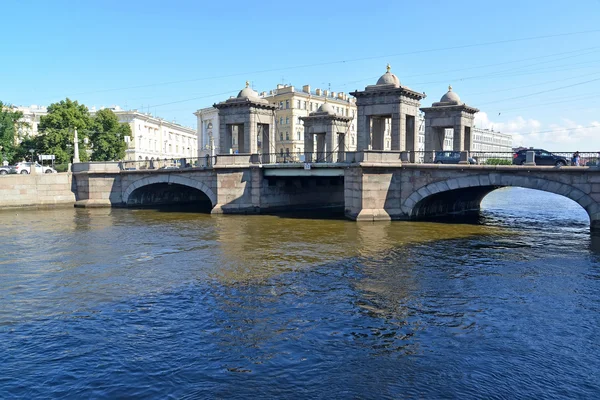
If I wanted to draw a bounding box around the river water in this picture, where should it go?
[1,187,599,399]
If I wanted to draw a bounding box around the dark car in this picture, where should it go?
[434,151,476,164]
[512,149,569,166]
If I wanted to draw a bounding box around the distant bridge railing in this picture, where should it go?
[113,150,600,171]
[119,156,216,171]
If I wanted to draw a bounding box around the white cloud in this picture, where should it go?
[474,111,600,152]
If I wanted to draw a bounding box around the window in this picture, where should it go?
[310,102,313,111]
[280,117,284,125]
[285,132,289,140]
[303,101,307,109]
[285,100,289,109]
[280,149,284,156]
[280,133,283,141]
[286,148,290,155]
[285,117,289,125]
[351,136,355,145]
[279,101,283,110]
[297,131,301,140]
[297,100,301,108]
[346,108,349,116]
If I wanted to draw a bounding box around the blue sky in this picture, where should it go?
[2,0,600,150]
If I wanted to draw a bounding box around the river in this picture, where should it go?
[1,187,599,399]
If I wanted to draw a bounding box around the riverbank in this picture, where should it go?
[0,173,76,208]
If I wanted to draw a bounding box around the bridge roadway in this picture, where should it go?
[72,153,600,231]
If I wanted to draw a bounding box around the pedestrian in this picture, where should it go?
[572,151,580,166]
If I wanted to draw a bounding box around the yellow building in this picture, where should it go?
[260,84,357,157]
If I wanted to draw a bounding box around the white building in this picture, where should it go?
[193,107,219,157]
[471,127,512,152]
[14,104,197,161]
[110,108,197,161]
[13,105,48,142]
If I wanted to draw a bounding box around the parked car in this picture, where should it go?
[434,151,476,164]
[13,162,57,174]
[0,165,15,175]
[512,149,570,166]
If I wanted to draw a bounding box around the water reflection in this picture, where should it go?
[1,188,599,398]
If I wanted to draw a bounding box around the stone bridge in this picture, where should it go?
[72,155,600,231]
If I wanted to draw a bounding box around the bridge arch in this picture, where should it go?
[123,175,217,207]
[402,174,600,227]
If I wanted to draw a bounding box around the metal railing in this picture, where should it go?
[256,151,347,164]
[119,156,216,171]
[115,150,600,170]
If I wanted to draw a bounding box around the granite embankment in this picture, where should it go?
[0,173,76,208]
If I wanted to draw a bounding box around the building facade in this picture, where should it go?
[193,107,220,157]
[260,84,358,157]
[14,105,197,161]
[13,105,48,143]
[471,127,512,152]
[112,109,197,161]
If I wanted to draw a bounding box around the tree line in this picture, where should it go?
[0,98,130,167]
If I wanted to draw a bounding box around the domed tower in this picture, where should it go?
[300,99,353,163]
[420,85,479,161]
[213,81,277,161]
[350,64,426,160]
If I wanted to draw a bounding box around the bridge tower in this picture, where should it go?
[214,82,277,162]
[350,64,426,160]
[300,100,352,163]
[420,85,479,162]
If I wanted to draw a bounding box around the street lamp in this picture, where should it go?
[28,148,35,162]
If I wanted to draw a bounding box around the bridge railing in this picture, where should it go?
[119,156,216,171]
[403,151,515,164]
[254,151,346,164]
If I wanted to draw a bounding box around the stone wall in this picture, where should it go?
[0,173,76,208]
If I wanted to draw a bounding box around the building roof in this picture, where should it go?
[237,81,259,100]
[317,102,335,114]
[375,64,400,87]
[434,85,462,106]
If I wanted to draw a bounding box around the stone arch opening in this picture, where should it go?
[402,174,599,229]
[127,183,213,212]
[123,176,217,212]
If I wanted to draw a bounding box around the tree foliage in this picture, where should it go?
[89,108,129,161]
[0,101,26,163]
[36,98,92,164]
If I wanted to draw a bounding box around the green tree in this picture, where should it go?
[0,101,26,163]
[89,108,129,161]
[37,98,92,164]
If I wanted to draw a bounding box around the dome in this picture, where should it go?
[317,102,335,114]
[376,64,400,86]
[439,85,462,105]
[237,81,258,99]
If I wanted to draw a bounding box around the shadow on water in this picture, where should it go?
[262,206,346,220]
[125,202,213,214]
